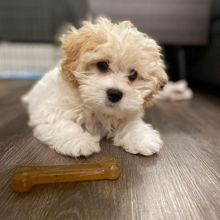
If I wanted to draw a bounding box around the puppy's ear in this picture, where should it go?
[154,66,168,91]
[143,66,168,108]
[60,24,107,86]
[60,27,85,85]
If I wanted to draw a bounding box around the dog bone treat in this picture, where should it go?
[11,157,121,192]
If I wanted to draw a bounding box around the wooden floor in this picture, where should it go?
[0,80,220,220]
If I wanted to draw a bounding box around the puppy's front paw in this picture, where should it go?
[124,130,163,156]
[52,136,101,158]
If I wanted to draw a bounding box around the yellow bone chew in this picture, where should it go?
[11,157,121,192]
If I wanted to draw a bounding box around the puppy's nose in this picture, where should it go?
[107,88,123,103]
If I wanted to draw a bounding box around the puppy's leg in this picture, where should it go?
[114,120,163,156]
[33,120,101,157]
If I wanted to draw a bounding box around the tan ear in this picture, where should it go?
[155,67,168,90]
[143,67,168,108]
[60,28,86,85]
[60,25,107,86]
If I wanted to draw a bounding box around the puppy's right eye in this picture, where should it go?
[97,61,109,73]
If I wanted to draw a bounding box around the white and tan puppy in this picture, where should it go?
[23,18,168,157]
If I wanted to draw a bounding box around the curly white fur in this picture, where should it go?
[23,17,168,157]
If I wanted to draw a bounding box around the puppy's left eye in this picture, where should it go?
[128,69,138,81]
[97,61,109,72]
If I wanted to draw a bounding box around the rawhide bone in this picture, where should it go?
[11,156,121,192]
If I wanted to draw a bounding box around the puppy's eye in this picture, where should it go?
[128,69,138,81]
[97,61,109,72]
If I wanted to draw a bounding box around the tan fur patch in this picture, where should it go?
[61,28,106,86]
[143,68,168,107]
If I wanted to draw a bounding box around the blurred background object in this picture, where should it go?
[0,0,219,94]
[0,0,88,79]
[90,0,210,45]
[186,0,220,92]
[0,0,89,42]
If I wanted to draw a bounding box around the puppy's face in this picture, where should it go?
[61,18,168,117]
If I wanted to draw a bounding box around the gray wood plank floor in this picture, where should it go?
[0,80,219,220]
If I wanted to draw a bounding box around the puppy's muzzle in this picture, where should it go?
[106,88,123,103]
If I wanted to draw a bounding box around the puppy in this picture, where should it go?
[23,17,168,157]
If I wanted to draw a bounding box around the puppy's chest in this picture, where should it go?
[81,113,120,138]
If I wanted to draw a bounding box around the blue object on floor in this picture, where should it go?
[0,71,44,80]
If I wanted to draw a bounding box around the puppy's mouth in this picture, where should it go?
[105,101,117,108]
